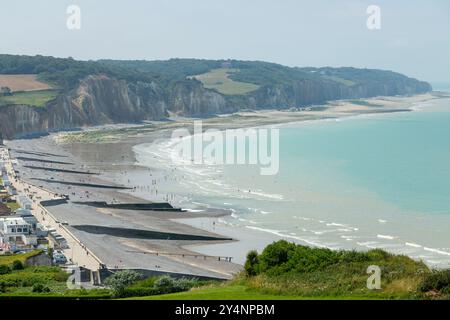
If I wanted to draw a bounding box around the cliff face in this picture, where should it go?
[66,75,167,124]
[0,75,167,138]
[0,73,431,139]
[246,78,431,109]
[168,81,229,116]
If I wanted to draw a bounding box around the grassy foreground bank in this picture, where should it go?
[1,242,449,299]
[131,241,450,300]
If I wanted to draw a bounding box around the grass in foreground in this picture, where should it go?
[127,283,400,300]
[1,242,449,300]
[128,284,304,300]
[0,252,111,298]
[127,241,450,300]
[0,89,58,107]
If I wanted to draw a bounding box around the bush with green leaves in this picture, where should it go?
[0,265,10,275]
[0,267,68,288]
[104,270,142,297]
[244,240,394,277]
[32,283,50,293]
[244,250,259,276]
[11,260,24,270]
[419,270,450,294]
[153,275,176,294]
[152,276,198,294]
[121,275,205,297]
[172,278,199,292]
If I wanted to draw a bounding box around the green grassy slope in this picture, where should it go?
[191,68,260,95]
[0,90,58,107]
[126,241,450,300]
[0,250,43,266]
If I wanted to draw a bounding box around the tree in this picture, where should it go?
[0,86,12,96]
[0,265,10,275]
[244,250,260,276]
[10,260,24,270]
[259,240,296,271]
[47,247,54,260]
[104,270,142,297]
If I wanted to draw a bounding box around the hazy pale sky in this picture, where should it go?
[0,0,449,82]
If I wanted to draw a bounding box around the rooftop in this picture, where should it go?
[1,217,29,226]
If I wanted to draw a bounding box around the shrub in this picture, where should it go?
[172,278,199,292]
[122,287,159,298]
[104,270,142,297]
[245,240,396,277]
[123,276,203,297]
[153,275,175,294]
[259,240,296,271]
[339,250,371,263]
[129,276,158,289]
[47,247,54,259]
[256,241,342,275]
[0,265,10,275]
[419,270,450,293]
[10,260,24,270]
[366,249,391,261]
[244,250,260,276]
[32,283,50,293]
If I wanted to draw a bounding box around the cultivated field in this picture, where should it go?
[0,74,57,107]
[0,90,58,107]
[0,74,52,92]
[191,68,259,95]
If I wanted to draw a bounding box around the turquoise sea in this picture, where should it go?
[134,97,450,267]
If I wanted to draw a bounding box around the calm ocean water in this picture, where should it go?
[134,97,450,267]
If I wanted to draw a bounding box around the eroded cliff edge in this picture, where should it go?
[0,59,432,139]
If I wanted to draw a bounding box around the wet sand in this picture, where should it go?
[7,137,241,279]
[5,92,442,276]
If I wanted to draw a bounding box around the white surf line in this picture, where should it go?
[377,234,397,240]
[245,226,326,248]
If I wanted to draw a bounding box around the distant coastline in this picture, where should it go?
[125,92,450,267]
[50,91,449,268]
[5,91,449,278]
[0,55,432,139]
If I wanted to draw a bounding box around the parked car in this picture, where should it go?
[53,252,67,265]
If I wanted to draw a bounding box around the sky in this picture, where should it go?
[0,0,449,83]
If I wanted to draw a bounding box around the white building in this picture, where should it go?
[13,208,38,230]
[0,217,37,248]
[17,195,33,210]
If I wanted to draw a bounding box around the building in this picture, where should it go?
[14,208,38,230]
[0,217,37,251]
[6,185,17,196]
[17,195,33,210]
[2,176,10,187]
